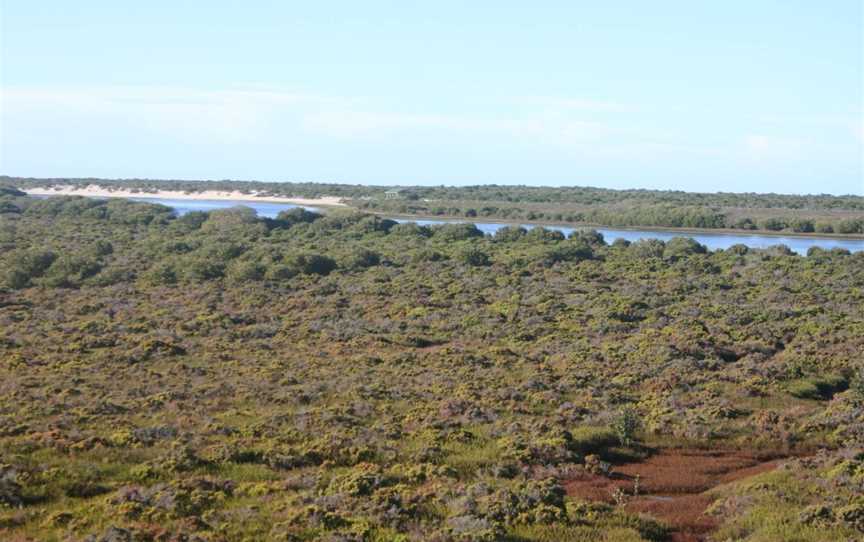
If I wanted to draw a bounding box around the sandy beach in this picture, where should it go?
[23,185,347,207]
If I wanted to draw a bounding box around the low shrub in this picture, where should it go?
[787,374,849,400]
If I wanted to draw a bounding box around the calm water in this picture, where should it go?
[128,197,317,217]
[42,195,864,255]
[399,219,864,255]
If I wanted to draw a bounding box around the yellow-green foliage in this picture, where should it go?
[0,193,863,540]
[708,455,864,542]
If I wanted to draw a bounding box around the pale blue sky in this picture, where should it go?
[1,1,862,194]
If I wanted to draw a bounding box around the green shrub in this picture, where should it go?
[664,237,707,260]
[790,219,815,233]
[458,247,491,267]
[434,223,484,241]
[390,222,432,238]
[0,186,26,197]
[613,408,641,447]
[542,242,594,265]
[494,226,528,242]
[327,463,387,496]
[342,248,381,270]
[835,219,863,234]
[2,249,56,288]
[226,260,266,283]
[276,207,321,225]
[570,427,619,455]
[851,369,864,399]
[570,229,605,246]
[288,252,337,275]
[264,263,297,281]
[735,217,757,230]
[175,211,208,230]
[759,217,786,231]
[354,215,398,233]
[525,227,565,242]
[41,254,102,288]
[787,375,848,400]
[183,258,225,281]
[145,262,178,285]
[628,239,665,259]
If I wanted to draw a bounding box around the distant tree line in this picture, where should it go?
[356,200,864,235]
[6,176,864,210]
[6,178,863,235]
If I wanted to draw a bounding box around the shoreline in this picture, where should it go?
[23,185,347,207]
[17,186,863,241]
[370,210,864,241]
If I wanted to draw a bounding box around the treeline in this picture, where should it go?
[385,184,864,210]
[6,175,864,210]
[357,199,864,235]
[1,187,175,224]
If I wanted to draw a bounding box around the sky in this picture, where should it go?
[1,1,862,195]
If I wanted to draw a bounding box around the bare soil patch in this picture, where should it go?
[564,449,790,542]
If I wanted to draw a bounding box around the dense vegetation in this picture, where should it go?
[7,177,864,236]
[355,199,864,236]
[1,192,863,541]
[8,177,864,210]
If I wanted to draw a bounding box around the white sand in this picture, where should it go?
[24,184,347,207]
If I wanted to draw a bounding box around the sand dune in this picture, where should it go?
[23,184,347,207]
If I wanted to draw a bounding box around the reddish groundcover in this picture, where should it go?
[565,449,792,542]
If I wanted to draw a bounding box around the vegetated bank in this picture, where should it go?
[354,198,864,238]
[1,190,863,541]
[7,176,864,238]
